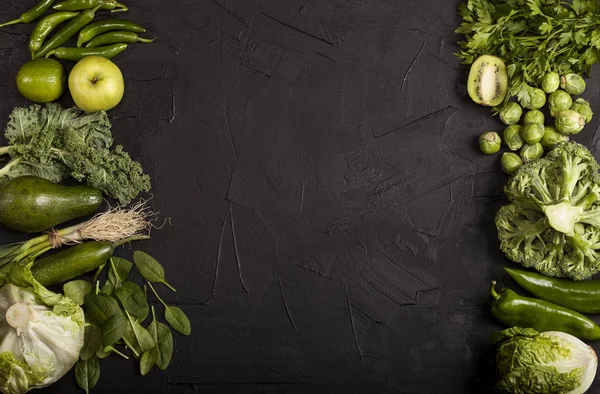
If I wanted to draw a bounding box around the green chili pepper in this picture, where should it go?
[33,4,102,59]
[505,267,600,314]
[0,0,55,28]
[85,31,155,47]
[53,0,127,13]
[490,281,600,341]
[77,19,146,47]
[29,12,80,55]
[46,43,128,61]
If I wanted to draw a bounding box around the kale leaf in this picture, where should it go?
[0,103,150,205]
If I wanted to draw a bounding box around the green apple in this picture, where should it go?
[68,56,125,112]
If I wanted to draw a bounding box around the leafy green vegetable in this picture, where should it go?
[75,356,100,394]
[148,282,191,336]
[81,324,103,361]
[102,257,133,295]
[133,251,175,291]
[0,261,85,394]
[140,347,159,376]
[0,103,150,205]
[148,307,174,371]
[496,142,600,280]
[84,293,123,325]
[123,310,155,356]
[115,281,149,320]
[64,280,93,305]
[455,0,600,108]
[101,314,127,348]
[493,327,597,394]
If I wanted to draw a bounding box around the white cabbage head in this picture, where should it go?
[0,263,84,394]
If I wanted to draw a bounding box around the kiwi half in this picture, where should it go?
[467,55,508,107]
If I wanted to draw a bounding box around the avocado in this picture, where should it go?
[0,176,102,233]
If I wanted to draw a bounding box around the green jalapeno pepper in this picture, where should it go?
[85,31,154,47]
[490,281,600,341]
[53,0,127,13]
[77,19,146,47]
[0,0,55,28]
[33,4,102,59]
[29,11,80,55]
[505,267,600,314]
[46,43,128,61]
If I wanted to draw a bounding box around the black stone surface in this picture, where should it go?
[2,0,600,393]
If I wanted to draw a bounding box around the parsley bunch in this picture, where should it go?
[455,0,600,107]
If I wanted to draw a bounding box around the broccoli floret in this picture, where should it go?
[496,142,600,280]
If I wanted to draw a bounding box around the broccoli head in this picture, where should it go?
[496,142,600,280]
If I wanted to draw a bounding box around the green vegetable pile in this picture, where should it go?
[455,0,600,105]
[0,0,154,62]
[72,251,190,392]
[455,1,600,393]
[0,103,150,205]
[0,2,190,394]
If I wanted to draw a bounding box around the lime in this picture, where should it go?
[16,59,66,103]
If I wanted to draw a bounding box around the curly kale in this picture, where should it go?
[0,103,150,205]
[496,142,600,280]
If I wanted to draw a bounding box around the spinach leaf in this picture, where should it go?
[115,281,149,320]
[124,310,155,356]
[140,347,159,376]
[63,280,92,305]
[147,307,174,370]
[155,322,174,370]
[102,314,127,348]
[85,293,122,325]
[165,306,191,336]
[80,324,102,361]
[133,251,176,291]
[75,356,100,394]
[102,258,133,295]
[148,282,191,336]
[96,347,111,359]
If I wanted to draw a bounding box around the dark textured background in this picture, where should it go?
[2,0,600,393]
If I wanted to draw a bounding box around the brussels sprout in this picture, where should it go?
[523,109,544,124]
[571,98,593,123]
[503,125,524,151]
[560,73,586,95]
[555,109,586,135]
[479,131,501,155]
[540,125,569,150]
[520,87,546,110]
[548,90,573,117]
[501,152,523,175]
[520,142,544,163]
[520,123,545,144]
[541,72,560,94]
[499,102,523,125]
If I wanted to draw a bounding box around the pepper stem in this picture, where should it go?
[110,3,128,12]
[90,4,103,14]
[138,37,156,44]
[0,19,21,28]
[491,281,500,300]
